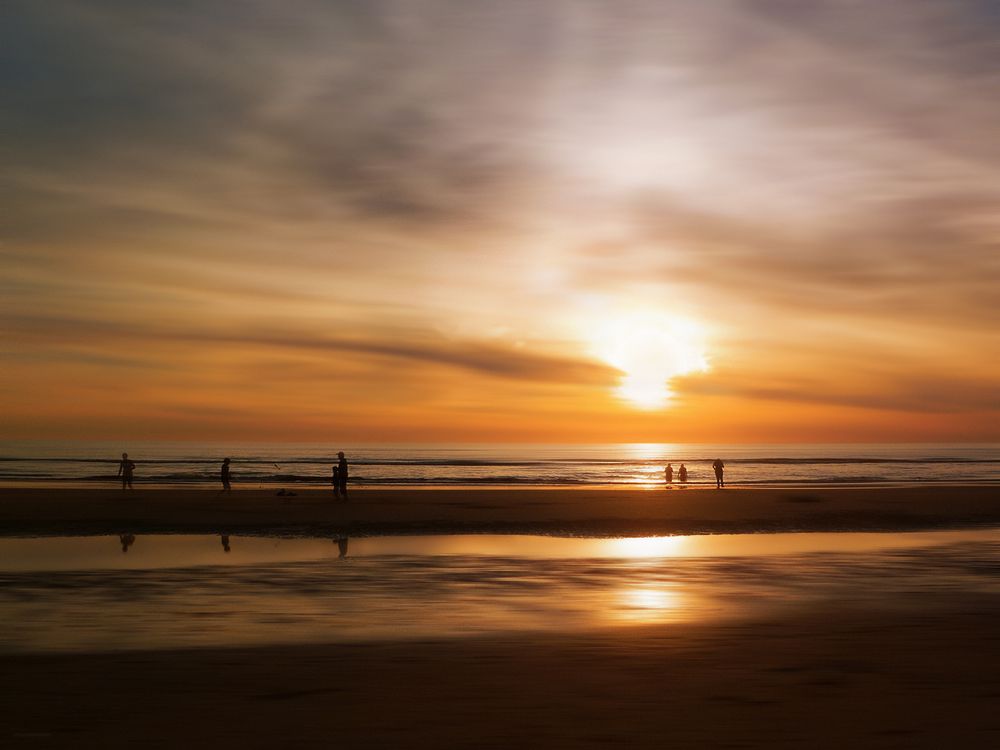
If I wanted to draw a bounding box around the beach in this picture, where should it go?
[0,485,997,537]
[4,605,1000,748]
[3,485,1000,748]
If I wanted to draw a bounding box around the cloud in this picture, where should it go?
[615,192,1000,328]
[679,369,1000,415]
[3,314,617,385]
[2,0,999,438]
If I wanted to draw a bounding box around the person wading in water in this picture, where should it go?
[220,458,232,493]
[712,458,725,489]
[337,451,349,499]
[117,452,136,491]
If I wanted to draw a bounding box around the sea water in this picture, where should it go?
[0,441,998,487]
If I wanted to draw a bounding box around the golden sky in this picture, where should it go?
[2,0,999,442]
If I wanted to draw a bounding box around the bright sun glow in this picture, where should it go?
[589,311,710,409]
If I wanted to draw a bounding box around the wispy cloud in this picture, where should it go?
[3,0,999,439]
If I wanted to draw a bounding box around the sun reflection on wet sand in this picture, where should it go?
[2,530,1000,653]
[605,536,687,558]
[616,587,683,623]
[1,530,997,572]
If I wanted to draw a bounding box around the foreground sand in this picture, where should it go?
[0,485,998,536]
[4,487,999,747]
[3,604,1000,749]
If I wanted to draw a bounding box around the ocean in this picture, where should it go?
[0,442,998,487]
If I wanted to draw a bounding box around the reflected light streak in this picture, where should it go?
[605,536,687,558]
[623,443,677,460]
[616,586,682,623]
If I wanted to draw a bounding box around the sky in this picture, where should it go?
[2,0,999,443]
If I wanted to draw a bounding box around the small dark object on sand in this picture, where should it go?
[275,489,297,497]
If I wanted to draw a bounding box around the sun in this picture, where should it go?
[588,310,709,409]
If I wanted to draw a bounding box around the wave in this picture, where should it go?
[1,456,997,466]
[2,474,998,486]
[2,445,998,487]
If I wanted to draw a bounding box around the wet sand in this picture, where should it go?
[3,604,1000,748]
[0,485,998,537]
[4,488,999,747]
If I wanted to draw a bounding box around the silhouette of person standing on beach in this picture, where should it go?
[117,452,135,490]
[337,451,349,498]
[331,465,341,498]
[335,536,349,558]
[220,534,231,553]
[220,458,232,493]
[678,463,688,484]
[712,458,725,489]
[664,463,674,486]
[119,533,136,553]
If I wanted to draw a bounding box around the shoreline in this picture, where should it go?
[1,485,998,537]
[4,480,1000,490]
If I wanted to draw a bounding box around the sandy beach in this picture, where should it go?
[0,485,997,537]
[4,485,1000,748]
[4,604,1000,749]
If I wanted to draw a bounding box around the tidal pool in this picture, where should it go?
[1,529,997,653]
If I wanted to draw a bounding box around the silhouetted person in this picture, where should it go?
[664,463,674,485]
[220,458,232,492]
[119,533,136,553]
[117,452,135,490]
[712,458,725,489]
[335,536,349,559]
[220,534,231,553]
[337,451,349,498]
[678,463,688,484]
[331,466,341,498]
